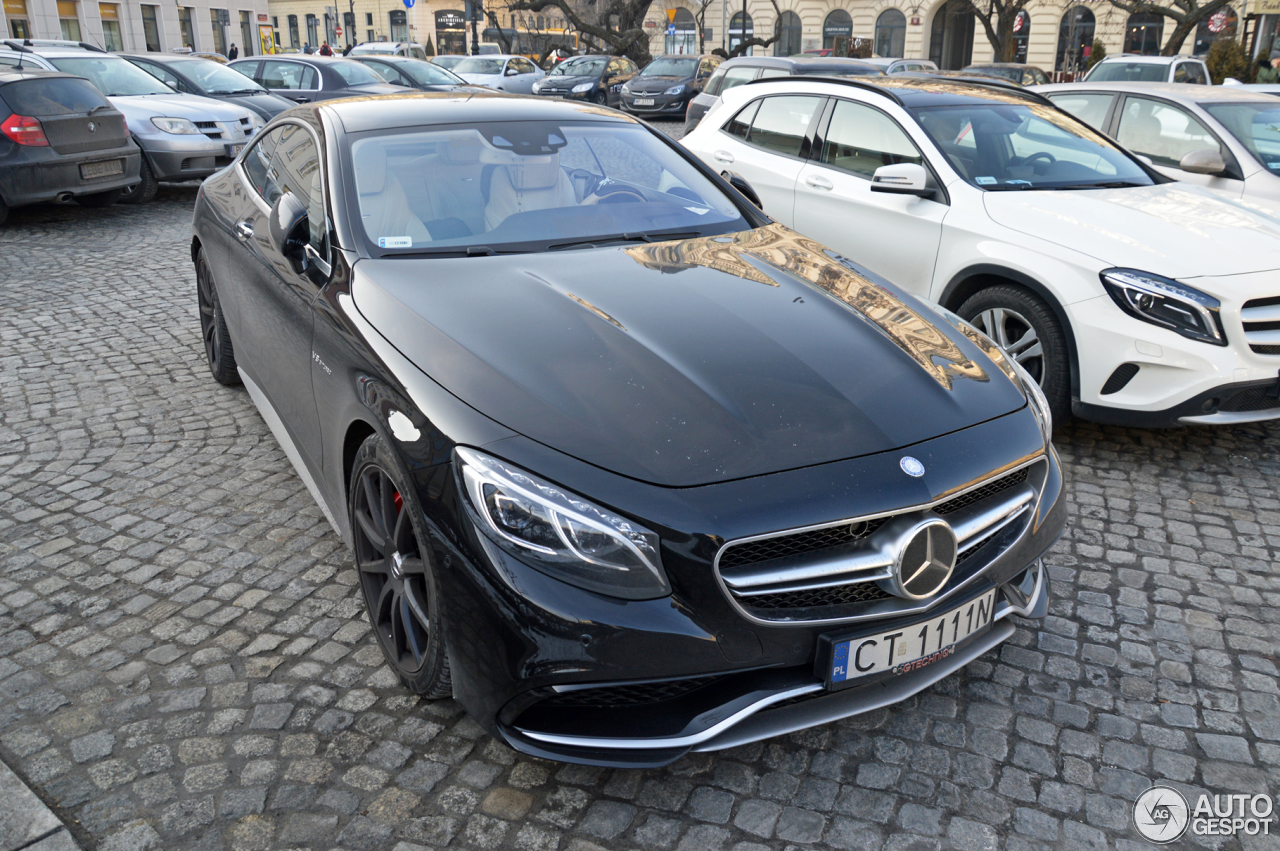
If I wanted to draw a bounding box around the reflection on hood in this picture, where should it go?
[626,224,989,389]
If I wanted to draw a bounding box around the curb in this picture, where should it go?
[0,757,83,851]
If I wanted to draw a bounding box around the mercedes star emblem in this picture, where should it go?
[391,551,405,579]
[900,456,925,477]
[889,520,957,599]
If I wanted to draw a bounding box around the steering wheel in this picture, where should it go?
[584,184,647,205]
[1018,151,1057,175]
[568,168,601,200]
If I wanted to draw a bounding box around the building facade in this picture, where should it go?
[3,0,273,56]
[260,0,486,54]
[638,0,1255,74]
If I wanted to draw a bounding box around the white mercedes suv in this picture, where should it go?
[681,75,1280,428]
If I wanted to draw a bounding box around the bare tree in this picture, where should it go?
[1102,0,1232,55]
[727,0,785,58]
[692,0,714,53]
[505,0,655,63]
[949,0,1030,63]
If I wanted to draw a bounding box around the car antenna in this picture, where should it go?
[2,39,30,69]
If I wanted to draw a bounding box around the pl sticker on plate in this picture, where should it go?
[378,236,413,248]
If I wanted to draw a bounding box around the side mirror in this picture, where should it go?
[870,163,934,198]
[720,170,762,209]
[269,191,308,259]
[1180,148,1226,175]
[505,66,519,76]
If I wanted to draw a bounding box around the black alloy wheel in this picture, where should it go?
[350,434,452,697]
[592,89,607,105]
[196,248,241,385]
[118,156,159,205]
[73,188,123,207]
[959,284,1071,424]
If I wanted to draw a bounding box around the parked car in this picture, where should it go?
[1035,80,1280,203]
[1083,54,1210,84]
[348,55,480,92]
[191,90,1063,767]
[961,63,1050,86]
[430,55,468,72]
[531,54,638,106]
[228,55,403,103]
[685,54,882,134]
[0,41,258,204]
[349,41,430,60]
[0,66,140,223]
[122,53,296,122]
[683,75,1280,427]
[621,53,721,117]
[450,54,544,94]
[190,52,228,64]
[861,57,940,75]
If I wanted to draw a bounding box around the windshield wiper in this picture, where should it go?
[548,231,702,251]
[1051,181,1147,190]
[982,182,1038,191]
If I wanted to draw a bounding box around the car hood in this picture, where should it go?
[456,73,504,85]
[213,90,297,118]
[540,75,595,86]
[629,75,691,92]
[109,91,251,121]
[351,224,1026,487]
[983,182,1280,278]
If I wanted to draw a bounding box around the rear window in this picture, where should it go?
[330,60,386,86]
[0,76,107,115]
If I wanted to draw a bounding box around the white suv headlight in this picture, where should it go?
[457,447,670,600]
[1101,268,1225,346]
[151,117,201,135]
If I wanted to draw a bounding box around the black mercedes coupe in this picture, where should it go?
[190,91,1065,767]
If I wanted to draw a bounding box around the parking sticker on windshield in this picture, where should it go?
[975,177,996,185]
[378,237,413,248]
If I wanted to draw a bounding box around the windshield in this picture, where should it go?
[911,102,1154,190]
[396,59,464,86]
[454,57,506,75]
[1085,61,1167,82]
[180,58,265,93]
[330,60,387,85]
[640,58,697,77]
[550,57,606,77]
[48,56,170,96]
[1205,102,1280,171]
[964,66,1020,82]
[432,56,466,70]
[351,43,396,54]
[349,120,749,255]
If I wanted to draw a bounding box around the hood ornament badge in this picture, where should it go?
[900,456,925,477]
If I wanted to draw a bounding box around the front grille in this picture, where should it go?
[538,676,722,708]
[1240,296,1280,355]
[720,519,884,568]
[933,468,1028,516]
[716,463,1039,623]
[195,120,223,140]
[1220,387,1280,413]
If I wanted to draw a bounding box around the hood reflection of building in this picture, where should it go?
[626,224,989,390]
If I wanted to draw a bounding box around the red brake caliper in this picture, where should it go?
[393,491,403,512]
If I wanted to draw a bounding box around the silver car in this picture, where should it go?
[0,42,259,204]
[1034,80,1280,203]
[450,54,543,93]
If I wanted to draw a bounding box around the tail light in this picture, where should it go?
[1,114,50,146]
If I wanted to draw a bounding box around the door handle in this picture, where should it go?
[713,150,734,163]
[235,220,254,241]
[805,175,833,191]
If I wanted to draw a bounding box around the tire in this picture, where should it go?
[118,157,158,205]
[592,90,607,105]
[195,248,241,386]
[349,433,453,698]
[73,188,123,208]
[958,284,1071,424]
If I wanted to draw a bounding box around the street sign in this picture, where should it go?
[667,23,675,35]
[404,0,414,7]
[335,25,343,36]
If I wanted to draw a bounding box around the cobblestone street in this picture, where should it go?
[1,156,1278,851]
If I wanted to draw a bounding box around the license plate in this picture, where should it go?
[633,98,654,106]
[80,159,123,179]
[227,143,244,157]
[827,589,997,687]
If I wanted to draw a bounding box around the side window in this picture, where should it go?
[744,95,822,157]
[137,62,177,87]
[302,66,319,89]
[1116,96,1224,169]
[516,57,534,74]
[716,66,758,94]
[262,60,309,89]
[820,99,922,178]
[242,126,281,201]
[756,68,787,79]
[379,64,408,85]
[724,98,761,138]
[1046,93,1115,129]
[242,124,325,248]
[606,58,622,77]
[412,47,426,60]
[1185,63,1207,84]
[698,57,714,79]
[1173,63,1189,83]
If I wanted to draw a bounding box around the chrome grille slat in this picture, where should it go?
[1240,297,1280,354]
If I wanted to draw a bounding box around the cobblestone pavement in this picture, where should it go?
[1,168,1278,851]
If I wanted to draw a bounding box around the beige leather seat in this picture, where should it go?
[421,136,487,235]
[483,158,577,232]
[354,141,430,245]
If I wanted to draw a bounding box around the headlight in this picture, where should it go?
[620,83,632,94]
[937,306,1052,442]
[571,82,594,93]
[150,117,201,135]
[1100,268,1225,346]
[531,81,542,93]
[456,447,670,600]
[664,84,685,96]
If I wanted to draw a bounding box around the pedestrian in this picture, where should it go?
[319,41,333,56]
[1259,51,1280,84]
[227,42,238,60]
[342,42,354,55]
[303,42,312,54]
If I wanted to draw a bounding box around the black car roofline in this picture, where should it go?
[750,74,1053,108]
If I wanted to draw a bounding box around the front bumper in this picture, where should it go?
[138,131,249,181]
[0,144,141,206]
[431,408,1064,767]
[621,92,690,114]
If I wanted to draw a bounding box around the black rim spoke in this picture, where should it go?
[403,581,431,633]
[354,507,386,553]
